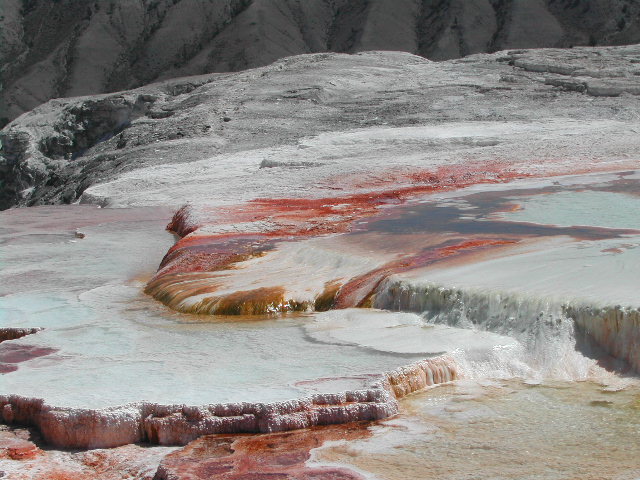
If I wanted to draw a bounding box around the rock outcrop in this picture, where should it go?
[0,425,172,480]
[154,423,370,480]
[2,0,639,123]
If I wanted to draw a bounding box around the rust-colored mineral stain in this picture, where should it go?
[148,161,640,316]
[191,164,535,241]
[158,244,269,276]
[145,273,222,310]
[335,238,518,309]
[0,439,42,461]
[157,423,371,480]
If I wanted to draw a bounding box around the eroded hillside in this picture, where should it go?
[1,0,639,123]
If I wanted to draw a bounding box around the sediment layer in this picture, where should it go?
[0,356,457,449]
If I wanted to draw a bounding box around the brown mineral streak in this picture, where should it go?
[314,281,343,312]
[155,423,372,480]
[189,286,305,316]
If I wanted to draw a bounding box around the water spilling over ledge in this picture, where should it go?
[374,279,640,377]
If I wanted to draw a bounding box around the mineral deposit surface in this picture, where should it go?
[1,45,640,477]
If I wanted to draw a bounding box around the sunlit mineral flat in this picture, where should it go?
[0,207,437,409]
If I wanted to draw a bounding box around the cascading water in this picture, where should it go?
[373,278,631,382]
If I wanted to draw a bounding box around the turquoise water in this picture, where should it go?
[499,190,640,230]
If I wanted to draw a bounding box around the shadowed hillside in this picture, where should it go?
[1,0,639,124]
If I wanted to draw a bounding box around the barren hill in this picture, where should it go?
[2,0,639,123]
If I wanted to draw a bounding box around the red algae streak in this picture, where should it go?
[0,344,58,364]
[156,423,371,480]
[241,163,529,238]
[167,163,534,243]
[0,344,58,374]
[335,238,518,309]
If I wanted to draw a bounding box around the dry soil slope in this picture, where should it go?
[1,0,639,123]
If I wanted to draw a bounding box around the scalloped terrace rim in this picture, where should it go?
[0,356,457,449]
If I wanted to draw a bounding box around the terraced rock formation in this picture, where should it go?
[1,44,640,479]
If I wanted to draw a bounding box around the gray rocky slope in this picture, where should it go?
[1,44,639,211]
[2,0,640,123]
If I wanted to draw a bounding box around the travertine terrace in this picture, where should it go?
[1,45,640,478]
